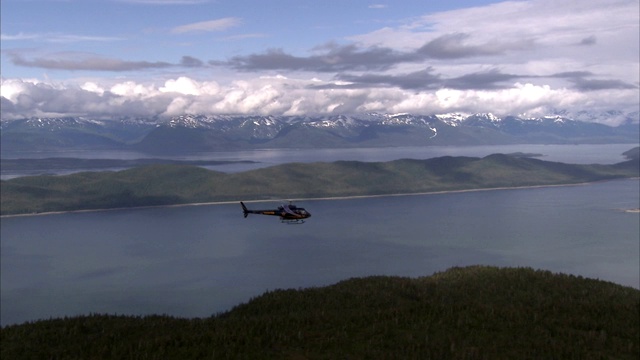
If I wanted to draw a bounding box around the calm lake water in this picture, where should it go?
[1,178,639,326]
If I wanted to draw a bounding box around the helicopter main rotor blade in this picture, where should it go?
[282,204,298,216]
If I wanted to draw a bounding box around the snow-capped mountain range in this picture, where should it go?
[1,112,638,153]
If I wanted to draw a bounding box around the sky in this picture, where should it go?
[1,0,639,124]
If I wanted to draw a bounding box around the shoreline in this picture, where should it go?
[3,178,638,218]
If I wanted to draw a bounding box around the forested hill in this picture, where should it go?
[2,153,639,215]
[2,266,638,359]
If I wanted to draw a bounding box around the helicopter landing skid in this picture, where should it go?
[281,219,305,224]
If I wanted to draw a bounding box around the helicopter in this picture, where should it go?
[241,201,311,224]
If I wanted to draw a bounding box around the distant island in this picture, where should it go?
[1,152,638,216]
[1,266,638,359]
[623,146,640,160]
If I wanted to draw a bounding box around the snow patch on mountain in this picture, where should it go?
[435,113,468,127]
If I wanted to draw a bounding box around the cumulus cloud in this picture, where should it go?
[2,76,638,123]
[159,76,220,95]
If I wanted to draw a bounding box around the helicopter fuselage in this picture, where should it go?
[241,202,311,223]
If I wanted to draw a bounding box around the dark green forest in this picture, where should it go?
[2,266,638,359]
[2,153,638,215]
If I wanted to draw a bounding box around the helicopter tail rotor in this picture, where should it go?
[240,202,249,218]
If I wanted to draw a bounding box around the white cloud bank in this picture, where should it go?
[2,76,637,124]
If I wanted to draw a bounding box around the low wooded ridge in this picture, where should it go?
[2,153,638,215]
